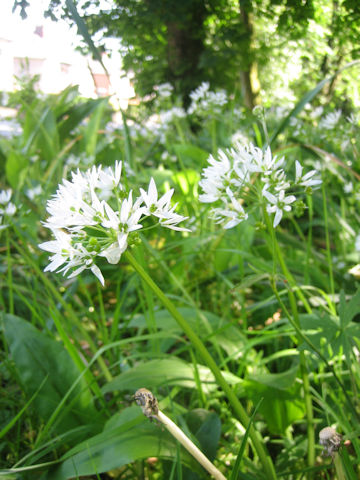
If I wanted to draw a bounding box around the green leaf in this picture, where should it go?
[248,365,299,391]
[58,97,107,141]
[299,313,339,358]
[5,150,29,189]
[22,105,59,161]
[102,357,240,395]
[129,307,246,357]
[339,289,360,329]
[269,60,360,145]
[83,97,108,156]
[45,406,199,480]
[173,143,210,167]
[121,110,135,173]
[185,409,221,461]
[2,314,99,435]
[238,365,304,435]
[230,399,263,480]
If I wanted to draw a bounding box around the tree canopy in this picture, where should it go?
[14,0,360,108]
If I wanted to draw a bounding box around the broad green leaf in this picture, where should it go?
[236,365,304,435]
[299,313,339,358]
[58,97,106,141]
[248,365,299,391]
[83,97,108,156]
[45,406,200,480]
[173,143,210,167]
[22,105,59,161]
[339,288,360,328]
[2,314,99,435]
[102,357,240,395]
[5,150,29,189]
[185,409,221,461]
[232,273,270,291]
[240,378,304,435]
[129,307,246,357]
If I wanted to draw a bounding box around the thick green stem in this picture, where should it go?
[125,250,277,480]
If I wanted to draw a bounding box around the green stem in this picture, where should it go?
[211,117,217,155]
[264,212,315,472]
[6,229,14,314]
[124,250,277,480]
[264,211,312,314]
[269,281,315,472]
[321,183,335,306]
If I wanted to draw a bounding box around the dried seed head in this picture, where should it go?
[134,388,159,418]
[319,427,342,457]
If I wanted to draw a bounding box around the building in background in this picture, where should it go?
[0,11,134,107]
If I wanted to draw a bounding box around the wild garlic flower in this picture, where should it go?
[0,189,16,231]
[347,112,359,126]
[159,107,186,125]
[39,161,190,285]
[188,82,228,115]
[319,110,341,130]
[155,82,174,98]
[199,142,321,229]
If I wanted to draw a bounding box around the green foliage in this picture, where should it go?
[38,0,360,107]
[2,49,360,479]
[3,314,100,435]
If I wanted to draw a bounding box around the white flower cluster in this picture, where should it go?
[188,82,228,115]
[155,82,174,98]
[159,107,186,125]
[199,142,321,229]
[0,189,16,231]
[319,110,341,130]
[39,161,189,285]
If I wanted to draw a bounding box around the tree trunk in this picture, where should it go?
[238,0,260,110]
[165,2,207,105]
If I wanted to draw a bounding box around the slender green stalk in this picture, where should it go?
[321,182,335,304]
[174,119,186,143]
[5,229,14,314]
[211,117,217,154]
[264,212,315,472]
[125,250,277,480]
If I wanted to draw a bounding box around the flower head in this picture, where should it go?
[0,189,16,231]
[199,142,321,230]
[39,162,189,284]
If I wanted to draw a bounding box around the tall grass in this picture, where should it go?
[1,70,360,479]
